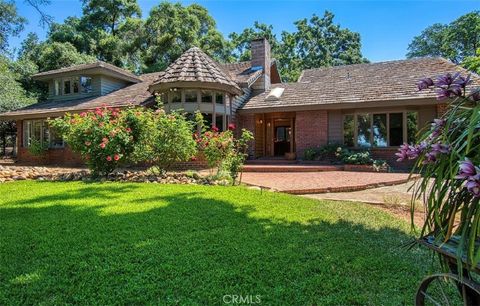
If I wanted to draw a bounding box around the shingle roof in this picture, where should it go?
[150,47,242,95]
[242,57,480,111]
[32,61,142,83]
[220,61,263,87]
[0,73,160,119]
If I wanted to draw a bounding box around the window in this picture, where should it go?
[80,76,92,93]
[23,120,64,148]
[216,93,224,104]
[185,90,197,103]
[54,80,61,95]
[389,113,403,146]
[63,79,71,94]
[215,115,224,131]
[73,77,79,93]
[343,111,417,147]
[407,112,418,144]
[343,115,354,147]
[372,114,387,147]
[170,91,181,103]
[357,114,371,148]
[203,113,213,128]
[201,91,213,103]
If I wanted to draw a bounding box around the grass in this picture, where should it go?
[0,181,434,305]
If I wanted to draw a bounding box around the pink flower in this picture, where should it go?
[102,137,109,143]
[212,126,219,132]
[100,143,106,149]
[80,112,87,117]
[126,127,132,133]
[106,156,112,161]
[114,154,120,161]
[85,141,91,146]
[109,131,116,137]
[190,156,197,161]
[228,123,236,130]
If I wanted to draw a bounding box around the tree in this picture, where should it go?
[81,0,141,36]
[462,48,480,74]
[229,22,279,62]
[142,2,231,72]
[35,41,97,72]
[0,0,26,53]
[0,56,36,155]
[407,11,480,63]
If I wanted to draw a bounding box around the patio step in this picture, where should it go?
[242,164,344,172]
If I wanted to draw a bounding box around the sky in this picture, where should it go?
[11,0,480,63]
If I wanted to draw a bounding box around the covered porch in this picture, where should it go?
[253,112,296,159]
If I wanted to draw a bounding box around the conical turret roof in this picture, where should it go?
[150,47,242,95]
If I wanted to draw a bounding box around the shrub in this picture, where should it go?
[304,144,342,161]
[49,106,146,177]
[27,138,48,156]
[304,148,317,161]
[142,109,197,173]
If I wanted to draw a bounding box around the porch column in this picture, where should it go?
[223,92,227,130]
[212,92,216,128]
[290,117,294,153]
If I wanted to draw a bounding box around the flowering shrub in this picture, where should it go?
[397,72,480,267]
[195,114,253,184]
[139,109,197,172]
[27,138,48,156]
[49,106,146,177]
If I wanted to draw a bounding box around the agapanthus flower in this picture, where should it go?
[423,151,438,164]
[455,158,478,180]
[431,142,450,154]
[396,143,424,162]
[454,74,472,89]
[417,78,434,91]
[466,175,480,198]
[436,86,462,100]
[436,73,460,87]
[470,90,480,102]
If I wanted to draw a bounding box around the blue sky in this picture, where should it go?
[11,0,480,62]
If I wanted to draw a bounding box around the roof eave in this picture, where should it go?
[149,81,242,96]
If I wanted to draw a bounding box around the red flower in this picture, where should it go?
[190,156,197,161]
[114,154,120,161]
[212,126,219,132]
[100,143,106,149]
[228,123,236,131]
[126,127,132,133]
[106,156,112,161]
[80,112,87,117]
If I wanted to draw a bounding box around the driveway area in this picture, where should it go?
[241,171,415,194]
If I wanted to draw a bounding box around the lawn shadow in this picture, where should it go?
[0,186,432,305]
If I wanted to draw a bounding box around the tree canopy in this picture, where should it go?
[407,11,480,64]
[0,0,26,52]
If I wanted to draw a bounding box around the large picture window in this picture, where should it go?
[23,120,64,148]
[343,111,418,147]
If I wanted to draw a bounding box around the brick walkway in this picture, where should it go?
[241,171,415,194]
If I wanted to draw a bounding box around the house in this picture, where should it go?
[0,38,477,167]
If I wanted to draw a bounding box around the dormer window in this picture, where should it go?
[80,76,92,93]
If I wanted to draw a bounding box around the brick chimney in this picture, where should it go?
[251,37,271,92]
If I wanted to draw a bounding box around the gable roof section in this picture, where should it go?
[150,47,242,95]
[32,61,142,83]
[242,58,480,111]
[0,72,160,119]
[220,61,263,87]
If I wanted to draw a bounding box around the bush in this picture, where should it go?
[49,106,146,177]
[304,144,342,161]
[27,139,48,156]
[140,109,197,173]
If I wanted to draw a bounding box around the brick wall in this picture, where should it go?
[436,103,448,117]
[236,113,256,157]
[295,110,328,159]
[370,148,414,171]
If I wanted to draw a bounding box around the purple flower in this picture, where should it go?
[417,78,434,91]
[430,119,446,138]
[456,158,478,180]
[466,175,480,198]
[436,72,460,87]
[436,86,462,100]
[396,143,425,162]
[423,151,438,164]
[431,142,450,154]
[454,74,472,89]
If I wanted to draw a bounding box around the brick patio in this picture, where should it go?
[241,171,415,194]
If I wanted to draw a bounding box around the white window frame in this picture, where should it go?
[23,120,64,149]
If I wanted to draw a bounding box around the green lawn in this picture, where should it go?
[0,181,432,305]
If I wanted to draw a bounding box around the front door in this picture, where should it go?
[274,126,291,156]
